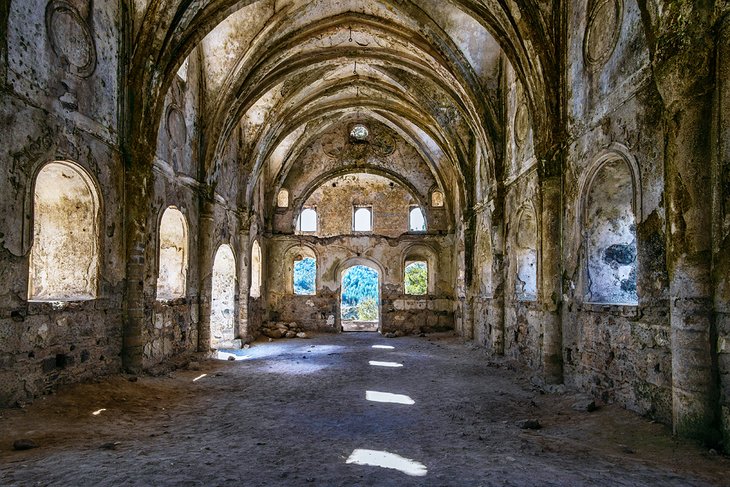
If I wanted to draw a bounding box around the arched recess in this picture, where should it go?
[282,244,317,295]
[250,239,263,298]
[211,244,237,347]
[402,244,438,295]
[580,148,641,305]
[513,204,538,301]
[157,207,188,301]
[28,161,100,301]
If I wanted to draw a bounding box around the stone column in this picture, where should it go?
[650,27,718,441]
[490,218,506,355]
[236,225,251,341]
[539,156,563,384]
[196,199,215,353]
[122,165,153,373]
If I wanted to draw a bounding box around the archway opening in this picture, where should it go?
[341,265,380,332]
[211,244,236,348]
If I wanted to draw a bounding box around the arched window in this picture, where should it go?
[293,255,316,295]
[157,207,188,300]
[354,206,372,232]
[211,244,236,346]
[431,190,444,207]
[277,189,289,208]
[297,207,317,232]
[409,206,426,232]
[404,261,428,295]
[583,157,638,304]
[250,240,262,298]
[514,207,537,301]
[28,161,100,301]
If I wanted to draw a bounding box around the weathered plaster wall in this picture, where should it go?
[561,0,670,421]
[503,171,542,371]
[0,0,123,406]
[301,173,433,238]
[143,55,206,367]
[272,121,449,234]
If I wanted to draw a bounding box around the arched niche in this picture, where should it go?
[581,149,640,305]
[157,207,188,301]
[250,240,262,298]
[402,244,438,295]
[211,244,236,347]
[28,161,100,301]
[277,188,289,208]
[284,245,317,295]
[514,205,537,301]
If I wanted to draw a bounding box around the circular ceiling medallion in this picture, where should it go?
[514,101,530,147]
[584,0,623,68]
[166,106,187,147]
[350,124,369,141]
[46,1,97,78]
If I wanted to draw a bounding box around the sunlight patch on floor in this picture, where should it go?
[366,390,415,405]
[92,408,106,416]
[369,361,403,368]
[192,374,207,382]
[346,449,427,477]
[215,351,251,361]
[372,345,394,350]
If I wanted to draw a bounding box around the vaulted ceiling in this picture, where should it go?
[127,0,561,215]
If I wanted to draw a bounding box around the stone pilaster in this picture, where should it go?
[539,154,563,384]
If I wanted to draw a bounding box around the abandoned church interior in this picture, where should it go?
[2,0,730,484]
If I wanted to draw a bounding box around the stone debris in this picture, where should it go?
[261,322,307,339]
[13,439,39,450]
[571,396,599,412]
[516,419,542,430]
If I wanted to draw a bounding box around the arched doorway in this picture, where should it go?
[340,264,380,332]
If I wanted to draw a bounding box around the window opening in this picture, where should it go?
[156,207,188,300]
[404,261,428,295]
[28,161,99,301]
[431,190,444,207]
[250,240,262,298]
[354,206,372,232]
[341,265,380,331]
[297,207,318,232]
[277,189,289,208]
[211,244,236,347]
[294,256,316,295]
[409,206,426,232]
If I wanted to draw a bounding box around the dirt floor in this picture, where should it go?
[1,333,729,486]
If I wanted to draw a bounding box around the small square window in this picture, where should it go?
[353,206,372,232]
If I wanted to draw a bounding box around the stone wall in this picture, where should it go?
[264,234,455,334]
[0,0,124,405]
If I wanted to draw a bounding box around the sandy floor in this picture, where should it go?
[1,333,728,486]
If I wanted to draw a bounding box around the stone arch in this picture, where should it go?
[28,160,101,301]
[513,204,538,301]
[211,244,237,347]
[156,206,188,300]
[335,257,386,285]
[579,146,641,304]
